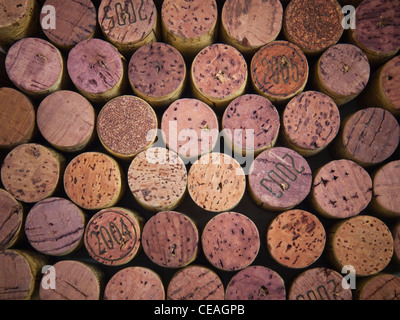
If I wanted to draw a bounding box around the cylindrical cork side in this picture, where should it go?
[288,267,353,300]
[310,159,373,219]
[248,147,312,211]
[187,153,246,213]
[355,274,400,300]
[327,215,394,277]
[0,87,36,150]
[1,143,65,203]
[84,207,143,266]
[104,267,165,300]
[250,40,309,106]
[225,265,286,300]
[281,91,341,157]
[141,211,199,268]
[333,108,400,168]
[266,209,326,269]
[393,221,400,264]
[128,148,187,212]
[222,94,280,156]
[167,265,225,300]
[0,189,24,249]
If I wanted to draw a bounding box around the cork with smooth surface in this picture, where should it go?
[0,189,24,249]
[266,209,326,269]
[355,274,400,300]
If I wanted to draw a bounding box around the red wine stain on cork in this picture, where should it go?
[0,189,23,249]
[381,55,400,110]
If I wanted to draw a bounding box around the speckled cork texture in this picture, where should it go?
[222,94,280,155]
[142,211,199,268]
[188,153,246,212]
[356,274,400,300]
[25,197,86,256]
[248,147,312,211]
[225,266,286,300]
[267,209,326,269]
[202,212,260,271]
[311,159,372,219]
[0,189,24,249]
[328,215,393,277]
[84,207,143,266]
[288,267,352,300]
[104,266,165,300]
[167,265,224,300]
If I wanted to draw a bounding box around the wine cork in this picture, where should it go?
[104,266,165,300]
[84,207,143,266]
[282,0,344,55]
[97,95,158,160]
[250,41,309,106]
[327,215,393,277]
[393,221,400,264]
[313,44,370,106]
[161,98,219,161]
[41,0,97,51]
[202,212,260,272]
[281,91,341,157]
[355,274,400,300]
[0,189,24,249]
[349,0,400,65]
[248,147,312,211]
[98,0,159,56]
[161,0,218,59]
[167,265,224,300]
[225,266,286,300]
[25,197,86,256]
[222,94,280,156]
[370,160,400,218]
[39,260,105,300]
[127,148,187,212]
[1,143,65,203]
[128,42,187,108]
[220,0,283,55]
[5,38,67,98]
[0,87,36,150]
[191,43,248,111]
[37,90,96,153]
[141,211,199,268]
[266,209,326,269]
[187,153,246,213]
[0,249,48,300]
[67,38,127,104]
[288,268,352,300]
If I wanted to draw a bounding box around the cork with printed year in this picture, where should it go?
[355,274,400,300]
[98,0,160,56]
[187,153,246,213]
[310,159,373,219]
[267,210,326,269]
[63,152,124,210]
[161,0,218,59]
[1,143,65,204]
[0,189,24,249]
[327,215,393,277]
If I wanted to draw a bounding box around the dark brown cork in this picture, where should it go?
[393,221,400,264]
[201,212,260,272]
[356,274,400,300]
[311,159,373,219]
[266,209,326,269]
[225,265,286,300]
[0,189,24,249]
[288,267,353,300]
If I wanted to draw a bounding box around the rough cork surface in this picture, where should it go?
[142,211,199,268]
[84,207,142,266]
[222,94,280,154]
[225,265,286,300]
[167,265,224,300]
[128,148,187,212]
[0,189,23,249]
[248,147,312,211]
[356,274,400,300]
[283,0,343,54]
[161,98,219,159]
[288,267,352,300]
[97,95,158,158]
[381,55,400,111]
[104,267,165,300]
[202,212,260,271]
[0,87,35,149]
[188,153,246,212]
[25,197,86,256]
[267,209,326,269]
[329,215,393,277]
